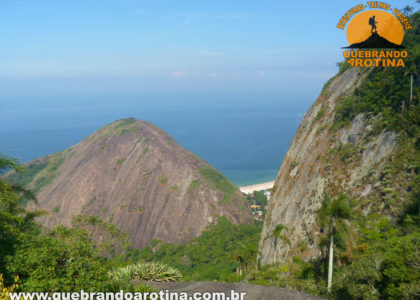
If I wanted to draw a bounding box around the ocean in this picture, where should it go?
[0,93,312,186]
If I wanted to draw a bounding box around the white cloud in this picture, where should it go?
[171,70,187,77]
[210,73,220,78]
[256,70,265,78]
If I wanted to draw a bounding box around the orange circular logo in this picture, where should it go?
[345,10,404,48]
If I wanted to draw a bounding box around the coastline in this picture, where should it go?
[238,180,275,194]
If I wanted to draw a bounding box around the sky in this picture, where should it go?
[0,0,418,117]
[0,0,418,184]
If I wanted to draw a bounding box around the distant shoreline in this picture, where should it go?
[238,181,275,194]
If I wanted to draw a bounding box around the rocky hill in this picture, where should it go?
[260,14,419,266]
[260,67,371,264]
[10,118,252,249]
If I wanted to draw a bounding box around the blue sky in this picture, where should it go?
[0,0,417,98]
[0,0,418,183]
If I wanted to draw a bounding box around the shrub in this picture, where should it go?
[0,274,19,300]
[198,166,236,204]
[108,262,182,282]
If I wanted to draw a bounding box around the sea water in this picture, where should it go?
[0,93,312,186]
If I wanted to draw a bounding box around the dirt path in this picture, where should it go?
[150,281,324,300]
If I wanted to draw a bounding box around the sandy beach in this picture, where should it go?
[239,180,275,194]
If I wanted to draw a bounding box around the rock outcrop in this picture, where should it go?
[259,68,400,264]
[12,118,252,249]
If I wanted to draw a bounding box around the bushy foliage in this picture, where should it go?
[0,274,19,300]
[0,155,40,284]
[108,262,182,282]
[247,195,420,299]
[247,261,324,296]
[249,190,268,207]
[71,215,132,257]
[7,226,111,292]
[332,216,420,299]
[198,166,237,204]
[136,217,262,282]
[0,154,154,293]
[5,162,47,192]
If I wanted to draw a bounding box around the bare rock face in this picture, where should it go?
[18,118,251,249]
[259,68,398,265]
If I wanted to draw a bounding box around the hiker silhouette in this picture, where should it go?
[369,16,378,33]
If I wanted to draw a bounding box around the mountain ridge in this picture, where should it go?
[9,118,252,249]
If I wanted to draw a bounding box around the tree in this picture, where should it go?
[272,224,291,247]
[0,155,39,283]
[264,224,291,249]
[232,241,259,275]
[317,193,356,292]
[7,226,112,292]
[402,5,414,15]
[332,215,420,299]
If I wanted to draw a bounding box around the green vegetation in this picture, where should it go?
[137,146,151,163]
[0,155,156,293]
[187,180,200,198]
[114,118,136,130]
[0,155,38,280]
[188,179,200,193]
[9,226,111,292]
[246,190,268,207]
[116,158,125,165]
[271,224,290,247]
[108,262,182,282]
[327,142,358,163]
[243,192,420,299]
[72,214,131,256]
[6,161,47,189]
[289,161,298,171]
[0,274,19,300]
[128,206,145,213]
[136,217,262,281]
[198,166,237,205]
[101,118,141,138]
[159,175,168,185]
[245,190,269,217]
[171,184,180,192]
[313,106,326,124]
[30,155,65,194]
[317,194,357,291]
[85,196,97,208]
[119,127,139,136]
